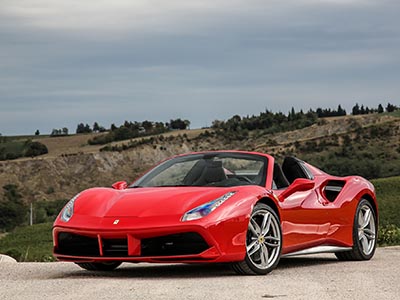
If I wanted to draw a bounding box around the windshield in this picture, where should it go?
[132,152,268,188]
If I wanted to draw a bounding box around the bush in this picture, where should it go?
[24,141,48,157]
[0,140,48,161]
[0,185,27,232]
[4,248,22,261]
[0,223,54,262]
[378,225,400,246]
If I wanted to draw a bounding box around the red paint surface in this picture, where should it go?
[53,151,377,263]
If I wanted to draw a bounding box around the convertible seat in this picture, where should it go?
[182,159,207,185]
[282,156,309,184]
[273,163,290,189]
[192,160,227,186]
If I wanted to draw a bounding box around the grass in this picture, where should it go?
[371,176,400,227]
[0,223,54,262]
[0,140,26,154]
[5,135,50,141]
[388,110,400,118]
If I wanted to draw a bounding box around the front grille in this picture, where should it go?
[103,238,128,256]
[56,231,209,258]
[141,232,209,256]
[57,232,100,256]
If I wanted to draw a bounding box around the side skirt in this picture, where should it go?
[281,246,352,258]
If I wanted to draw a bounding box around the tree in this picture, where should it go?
[35,130,40,136]
[51,129,61,136]
[76,123,92,134]
[76,123,85,134]
[184,119,191,130]
[0,184,27,231]
[142,120,153,131]
[93,122,100,132]
[352,103,360,115]
[386,103,396,113]
[169,118,189,130]
[84,124,92,133]
[337,105,346,116]
[110,123,117,131]
[378,104,384,113]
[25,141,48,157]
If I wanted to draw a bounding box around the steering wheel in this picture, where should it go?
[236,175,253,184]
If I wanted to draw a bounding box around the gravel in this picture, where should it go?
[1,247,399,300]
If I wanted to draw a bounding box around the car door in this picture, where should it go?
[274,158,331,254]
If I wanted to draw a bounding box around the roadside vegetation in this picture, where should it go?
[372,176,400,246]
[0,223,54,262]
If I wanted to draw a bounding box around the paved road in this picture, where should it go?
[1,247,399,300]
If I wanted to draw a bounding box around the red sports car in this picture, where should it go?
[53,151,378,275]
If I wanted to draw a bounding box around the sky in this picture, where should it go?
[0,0,399,135]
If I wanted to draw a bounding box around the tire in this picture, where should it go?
[76,262,122,271]
[232,203,282,275]
[335,199,377,261]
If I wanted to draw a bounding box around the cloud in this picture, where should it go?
[0,0,399,135]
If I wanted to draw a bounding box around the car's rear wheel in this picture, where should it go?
[232,203,282,275]
[76,262,122,271]
[336,199,377,261]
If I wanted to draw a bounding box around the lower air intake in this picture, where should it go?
[57,232,100,256]
[141,232,209,256]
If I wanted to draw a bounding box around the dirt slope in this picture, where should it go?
[0,114,398,202]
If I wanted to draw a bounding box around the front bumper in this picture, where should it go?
[53,217,248,264]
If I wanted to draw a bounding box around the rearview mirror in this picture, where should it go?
[112,181,128,190]
[278,178,315,202]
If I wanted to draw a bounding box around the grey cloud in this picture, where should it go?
[0,0,399,135]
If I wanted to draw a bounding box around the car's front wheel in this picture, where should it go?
[232,203,282,275]
[336,199,377,261]
[76,262,122,271]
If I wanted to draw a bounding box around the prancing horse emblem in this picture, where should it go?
[113,219,120,225]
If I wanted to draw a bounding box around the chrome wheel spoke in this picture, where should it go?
[361,208,371,229]
[260,244,269,267]
[363,228,375,239]
[248,242,261,256]
[357,204,376,255]
[250,219,261,235]
[261,212,271,236]
[358,212,364,228]
[246,208,281,271]
[360,234,369,252]
[264,236,280,247]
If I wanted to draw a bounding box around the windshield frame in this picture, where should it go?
[130,152,269,188]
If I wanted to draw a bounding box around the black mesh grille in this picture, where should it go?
[57,232,100,256]
[103,239,128,257]
[56,232,209,258]
[141,232,209,256]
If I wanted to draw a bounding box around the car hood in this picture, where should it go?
[73,187,237,218]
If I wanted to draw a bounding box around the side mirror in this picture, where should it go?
[278,178,315,202]
[112,181,128,190]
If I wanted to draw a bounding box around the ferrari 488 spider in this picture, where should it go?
[53,151,378,275]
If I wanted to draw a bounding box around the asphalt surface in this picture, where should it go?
[0,247,399,300]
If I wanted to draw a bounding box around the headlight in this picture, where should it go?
[181,191,236,221]
[60,194,79,222]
